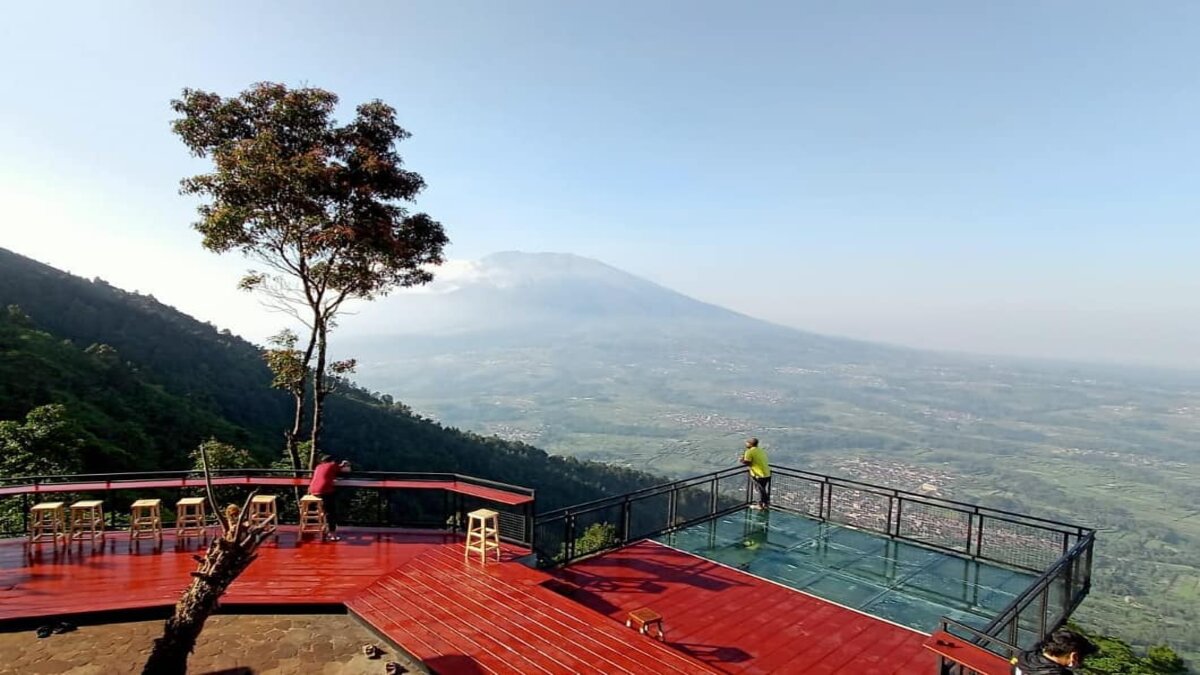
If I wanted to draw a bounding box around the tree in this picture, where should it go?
[0,404,84,477]
[170,82,448,470]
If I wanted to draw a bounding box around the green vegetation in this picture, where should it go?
[0,247,660,513]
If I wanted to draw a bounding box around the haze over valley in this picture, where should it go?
[340,251,1200,659]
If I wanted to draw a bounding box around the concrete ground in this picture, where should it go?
[0,614,418,674]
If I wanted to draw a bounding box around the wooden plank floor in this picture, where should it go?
[0,527,450,621]
[347,544,716,675]
[550,540,939,675]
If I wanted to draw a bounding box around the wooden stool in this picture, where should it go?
[129,498,163,542]
[28,502,66,546]
[298,495,326,538]
[626,608,665,640]
[69,500,105,543]
[464,508,501,563]
[176,497,208,538]
[249,495,278,534]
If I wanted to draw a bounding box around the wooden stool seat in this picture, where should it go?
[176,497,208,538]
[298,495,326,539]
[130,498,163,541]
[464,508,501,563]
[249,495,278,534]
[69,500,105,543]
[626,608,665,640]
[28,502,66,546]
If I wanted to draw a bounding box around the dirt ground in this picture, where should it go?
[0,614,417,674]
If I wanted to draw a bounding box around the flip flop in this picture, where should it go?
[361,644,381,659]
[385,662,404,674]
[35,625,52,639]
[53,621,77,634]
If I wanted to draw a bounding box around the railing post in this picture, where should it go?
[668,488,678,530]
[621,498,632,544]
[975,512,985,561]
[966,511,975,557]
[709,477,718,517]
[526,502,535,549]
[566,514,577,562]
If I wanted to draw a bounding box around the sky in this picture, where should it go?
[1,1,1198,368]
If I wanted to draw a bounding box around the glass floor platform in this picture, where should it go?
[655,507,1038,634]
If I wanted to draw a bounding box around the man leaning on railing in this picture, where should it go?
[740,438,771,509]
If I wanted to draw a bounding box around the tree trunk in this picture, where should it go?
[308,321,328,470]
[142,484,270,674]
[283,391,304,473]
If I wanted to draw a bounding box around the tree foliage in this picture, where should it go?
[0,404,83,478]
[170,82,448,469]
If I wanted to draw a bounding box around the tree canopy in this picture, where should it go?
[170,82,449,469]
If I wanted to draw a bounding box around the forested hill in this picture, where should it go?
[0,247,659,509]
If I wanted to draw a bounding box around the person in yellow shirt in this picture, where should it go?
[740,437,771,509]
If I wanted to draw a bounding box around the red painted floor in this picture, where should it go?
[0,527,452,620]
[348,545,716,675]
[551,540,939,675]
[0,531,940,674]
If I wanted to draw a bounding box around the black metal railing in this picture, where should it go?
[0,469,536,547]
[533,462,1094,659]
[769,466,1090,573]
[532,466,747,567]
[976,531,1094,655]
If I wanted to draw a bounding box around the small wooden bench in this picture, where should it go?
[923,630,1013,675]
[626,608,665,641]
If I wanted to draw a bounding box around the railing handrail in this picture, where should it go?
[771,465,1093,536]
[0,469,535,497]
[981,530,1094,638]
[536,465,745,520]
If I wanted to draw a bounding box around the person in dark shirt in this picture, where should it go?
[308,454,350,541]
[1013,629,1098,674]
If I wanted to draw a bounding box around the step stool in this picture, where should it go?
[129,498,163,542]
[298,495,326,538]
[464,508,501,563]
[28,502,66,546]
[176,497,208,538]
[69,500,105,544]
[249,495,278,534]
[626,608,665,641]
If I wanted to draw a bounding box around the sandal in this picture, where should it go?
[53,621,77,634]
[385,662,404,674]
[36,625,52,639]
[361,644,381,659]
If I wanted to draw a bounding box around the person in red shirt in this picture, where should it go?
[309,455,350,541]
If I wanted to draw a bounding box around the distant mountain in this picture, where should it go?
[0,247,660,510]
[339,250,1200,659]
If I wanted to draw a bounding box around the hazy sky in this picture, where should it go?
[1,2,1198,368]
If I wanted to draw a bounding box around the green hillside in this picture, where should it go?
[0,247,658,510]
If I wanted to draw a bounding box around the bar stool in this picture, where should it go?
[298,495,326,538]
[464,508,501,563]
[69,500,105,544]
[176,497,208,538]
[28,502,66,546]
[249,495,278,534]
[129,498,163,542]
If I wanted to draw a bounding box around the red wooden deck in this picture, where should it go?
[0,531,942,674]
[550,540,939,675]
[348,545,715,674]
[0,527,451,620]
[0,529,713,674]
